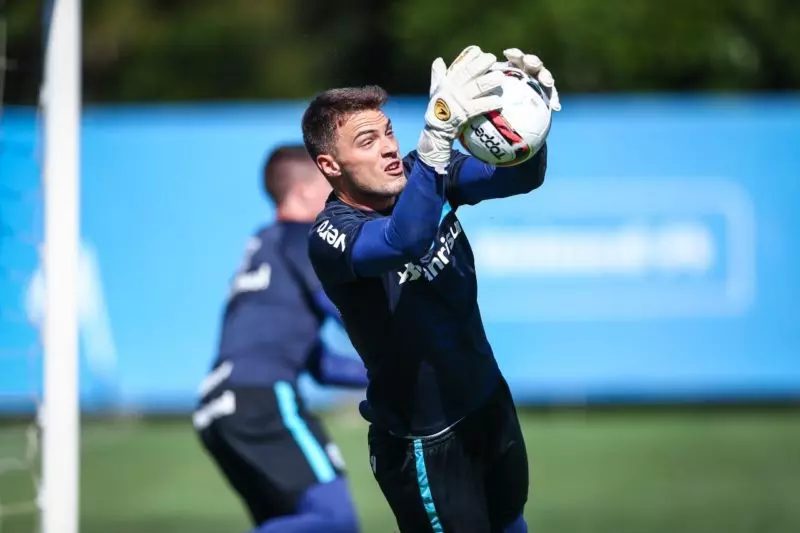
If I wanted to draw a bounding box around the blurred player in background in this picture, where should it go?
[193,145,367,533]
[304,46,560,532]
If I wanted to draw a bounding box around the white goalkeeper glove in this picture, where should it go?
[417,45,505,172]
[503,48,562,112]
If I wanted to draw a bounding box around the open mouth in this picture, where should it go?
[384,160,403,176]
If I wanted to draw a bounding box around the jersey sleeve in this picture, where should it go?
[352,157,447,276]
[308,208,366,286]
[306,342,369,388]
[432,144,548,207]
[312,158,447,281]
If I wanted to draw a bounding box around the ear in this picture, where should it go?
[316,154,341,179]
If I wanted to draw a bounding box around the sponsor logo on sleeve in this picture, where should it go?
[316,219,347,252]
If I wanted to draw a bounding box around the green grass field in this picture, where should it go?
[2,408,800,532]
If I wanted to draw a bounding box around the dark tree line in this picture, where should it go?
[2,0,799,104]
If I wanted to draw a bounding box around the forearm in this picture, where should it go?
[352,160,445,276]
[313,289,342,324]
[308,344,368,388]
[449,144,547,206]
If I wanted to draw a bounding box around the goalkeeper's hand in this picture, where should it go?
[417,45,504,172]
[503,48,562,112]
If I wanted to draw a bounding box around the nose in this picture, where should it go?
[380,134,399,157]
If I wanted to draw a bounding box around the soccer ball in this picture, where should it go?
[459,63,552,167]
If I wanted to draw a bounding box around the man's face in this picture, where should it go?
[326,109,406,199]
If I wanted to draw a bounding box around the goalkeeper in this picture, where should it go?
[304,46,560,532]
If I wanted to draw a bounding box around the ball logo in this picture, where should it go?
[459,66,549,167]
[469,123,504,161]
[434,99,451,121]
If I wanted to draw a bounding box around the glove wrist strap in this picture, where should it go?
[417,127,452,174]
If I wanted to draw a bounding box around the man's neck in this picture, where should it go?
[336,189,396,213]
[275,204,313,223]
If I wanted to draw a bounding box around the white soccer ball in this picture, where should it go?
[459,63,552,167]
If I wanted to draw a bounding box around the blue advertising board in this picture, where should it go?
[1,94,799,410]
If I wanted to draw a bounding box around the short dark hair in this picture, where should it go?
[262,144,315,204]
[301,85,389,159]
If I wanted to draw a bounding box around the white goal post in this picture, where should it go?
[41,1,81,532]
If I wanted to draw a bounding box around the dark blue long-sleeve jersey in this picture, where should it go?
[213,222,367,389]
[308,147,546,436]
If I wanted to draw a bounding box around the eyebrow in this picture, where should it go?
[351,116,390,143]
[353,128,378,142]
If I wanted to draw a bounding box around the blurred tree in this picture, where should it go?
[390,0,800,92]
[81,0,322,100]
[1,0,798,104]
[1,0,43,105]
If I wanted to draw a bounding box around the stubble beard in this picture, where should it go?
[357,173,407,200]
